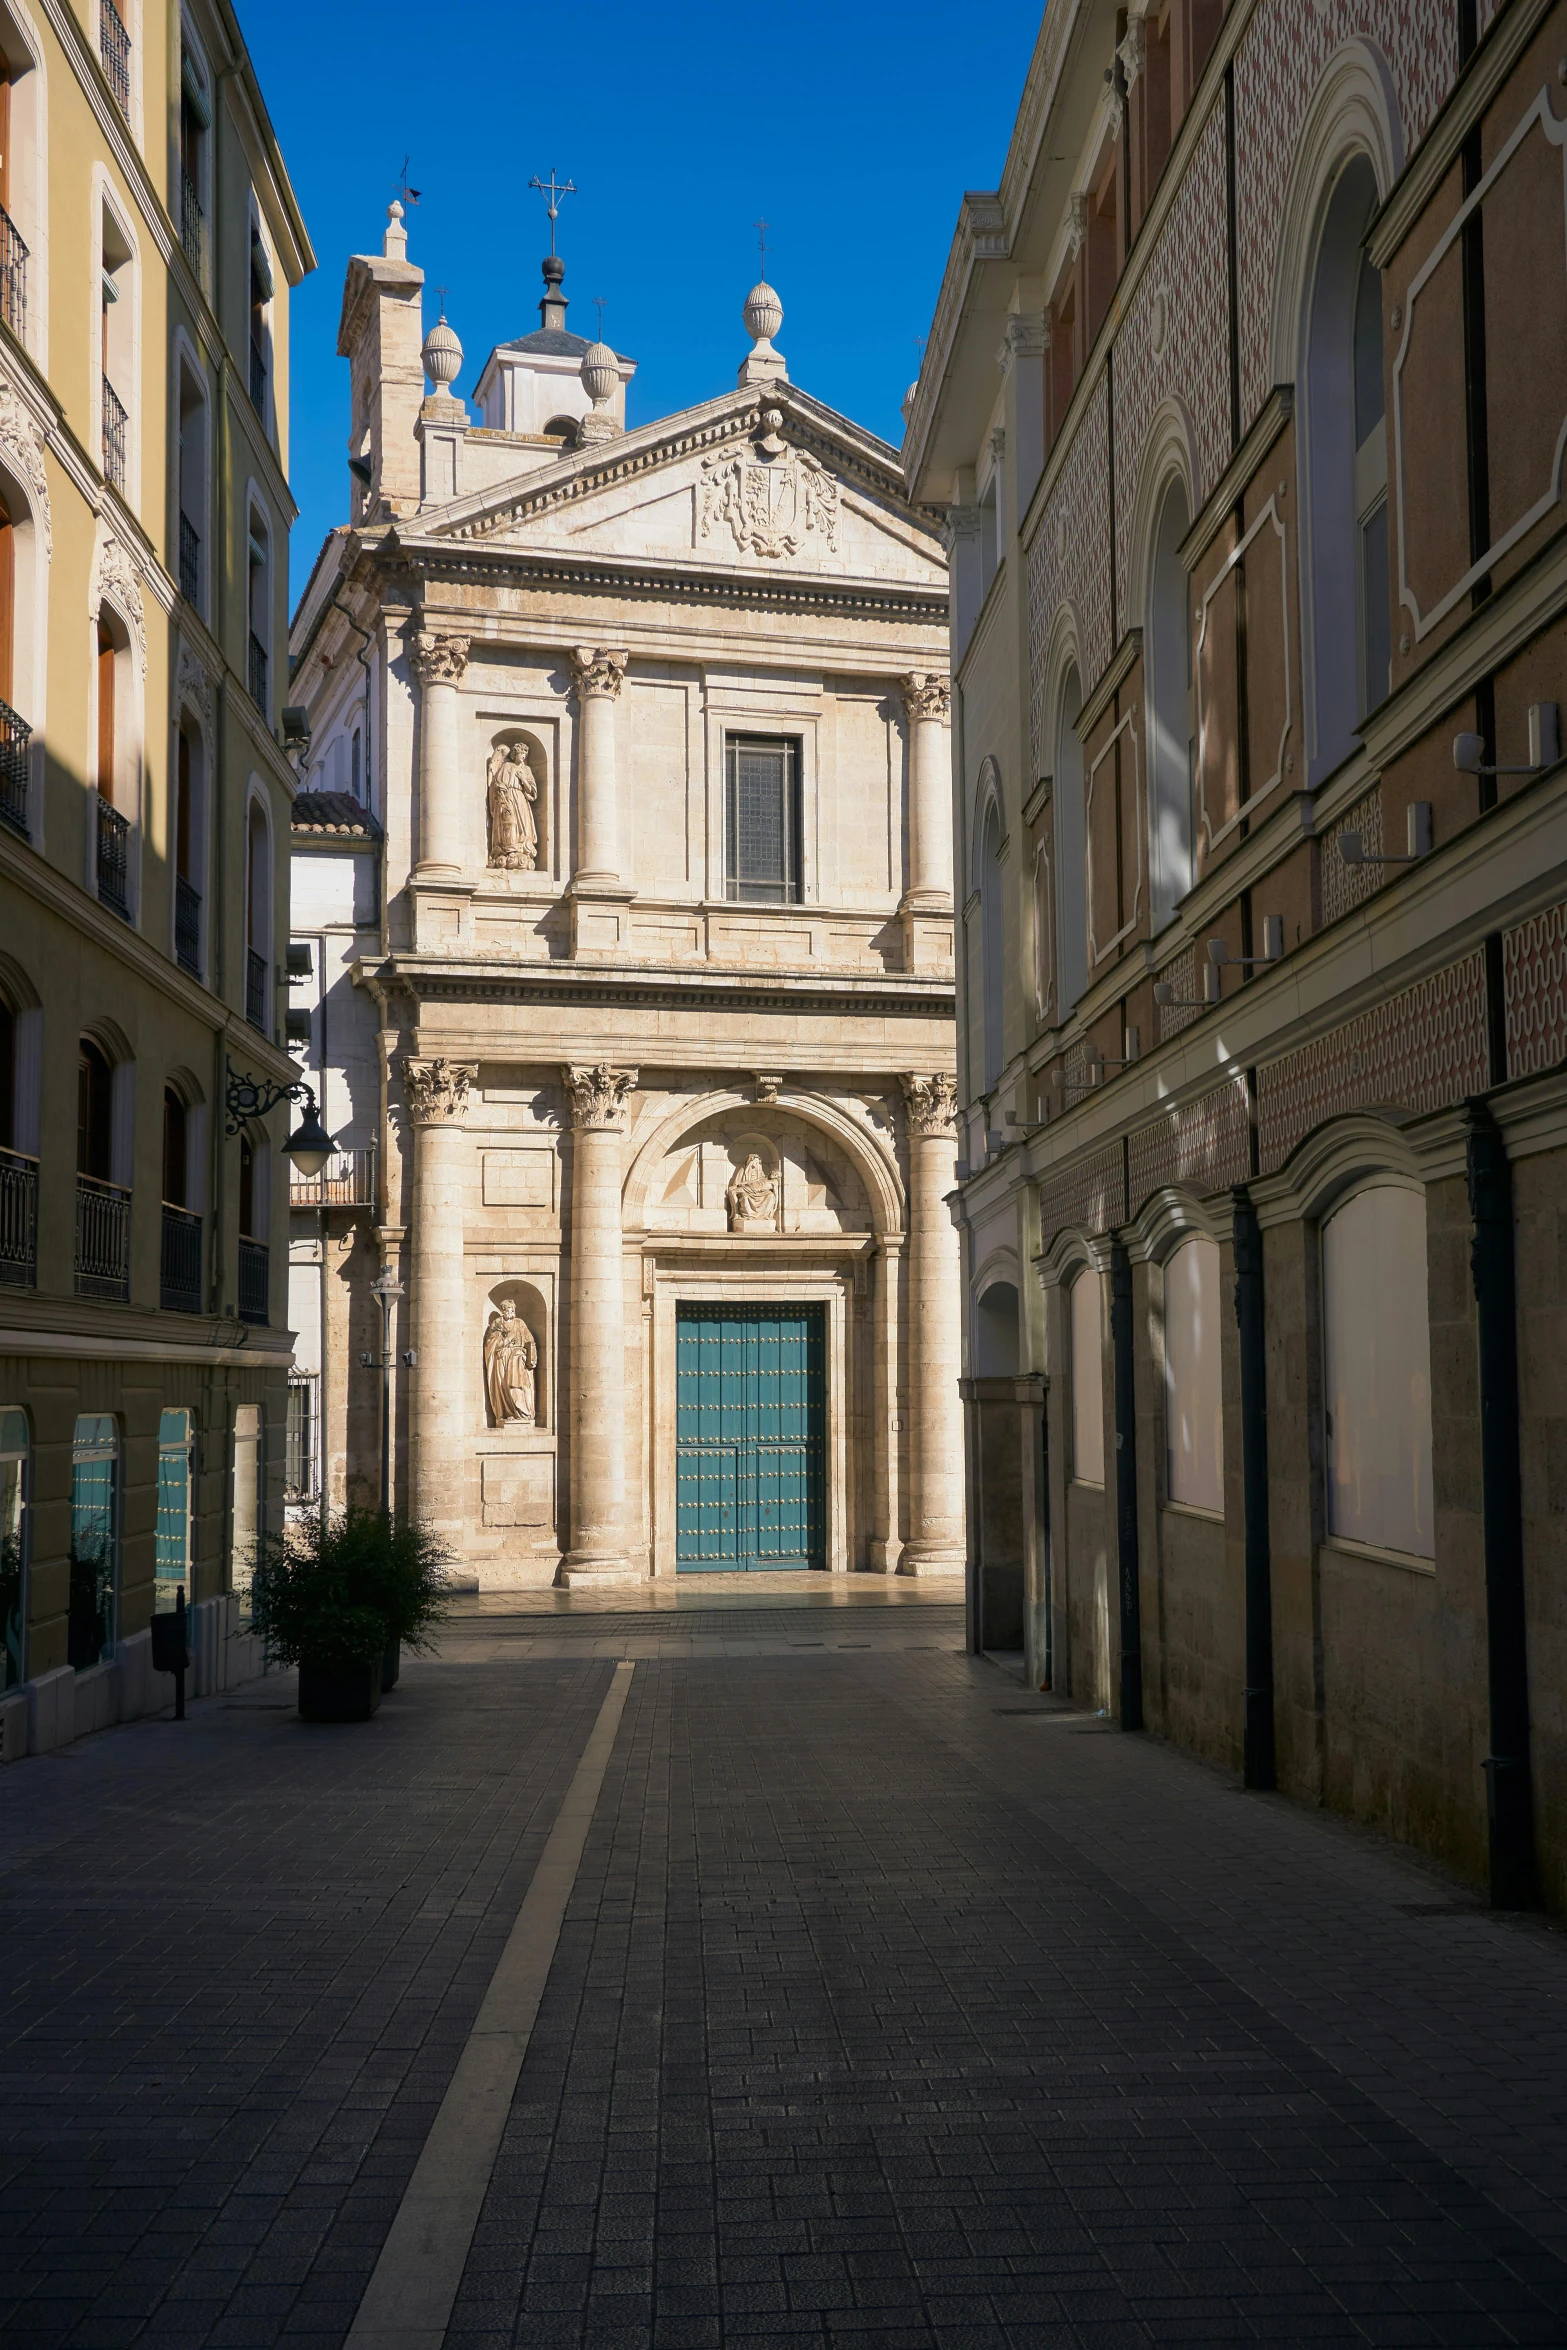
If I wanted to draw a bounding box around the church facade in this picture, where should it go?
[285,208,961,1586]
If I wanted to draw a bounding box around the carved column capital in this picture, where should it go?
[898,672,951,728]
[901,1072,959,1138]
[562,1063,638,1130]
[1117,13,1145,86]
[1068,192,1089,260]
[409,630,471,690]
[568,646,630,701]
[404,1057,478,1125]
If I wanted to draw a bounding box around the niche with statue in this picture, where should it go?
[481,1280,549,1427]
[647,1113,870,1236]
[485,731,547,872]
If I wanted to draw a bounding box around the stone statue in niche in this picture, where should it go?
[725,1150,778,1231]
[486,740,540,870]
[483,1299,538,1424]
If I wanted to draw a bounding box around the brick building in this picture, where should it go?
[905,0,1566,1906]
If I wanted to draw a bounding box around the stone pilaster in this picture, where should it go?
[559,1061,640,1583]
[899,672,954,970]
[899,1072,965,1574]
[405,1056,477,1546]
[567,647,629,887]
[409,630,471,875]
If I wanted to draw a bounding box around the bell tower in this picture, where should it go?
[337,201,425,520]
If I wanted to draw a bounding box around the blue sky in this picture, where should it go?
[245,0,1042,603]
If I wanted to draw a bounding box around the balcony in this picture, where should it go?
[179,170,205,277]
[0,697,29,838]
[289,1145,377,1211]
[102,374,128,492]
[0,200,27,341]
[249,337,267,415]
[96,795,129,918]
[175,875,201,976]
[0,1147,37,1288]
[245,947,268,1032]
[75,1173,130,1302]
[178,512,200,605]
[237,1236,269,1326]
[248,630,267,715]
[100,0,131,116]
[159,1203,202,1313]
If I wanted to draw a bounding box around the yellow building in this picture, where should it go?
[0,0,312,1754]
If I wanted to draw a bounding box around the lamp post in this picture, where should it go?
[363,1267,406,1520]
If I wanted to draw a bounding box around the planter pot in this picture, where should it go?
[298,1659,382,1722]
[381,1638,401,1693]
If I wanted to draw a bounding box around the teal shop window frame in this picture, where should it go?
[156,1407,194,1609]
[70,1412,119,1669]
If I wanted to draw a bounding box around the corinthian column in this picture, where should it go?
[404,1056,477,1548]
[560,1062,639,1583]
[899,1072,965,1574]
[567,647,629,886]
[899,672,953,906]
[409,630,472,875]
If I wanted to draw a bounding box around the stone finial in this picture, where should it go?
[384,198,408,261]
[899,672,951,726]
[568,646,629,701]
[422,313,463,396]
[562,1064,638,1130]
[404,1058,477,1125]
[409,630,471,690]
[577,337,622,445]
[901,1072,959,1137]
[739,279,787,388]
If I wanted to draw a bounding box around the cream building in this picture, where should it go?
[286,212,961,1587]
[0,0,311,1755]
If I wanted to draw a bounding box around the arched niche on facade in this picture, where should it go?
[623,1087,901,1240]
[972,1253,1022,1378]
[482,1277,549,1429]
[484,727,548,874]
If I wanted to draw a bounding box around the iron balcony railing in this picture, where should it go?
[175,875,201,976]
[100,0,131,113]
[102,374,128,491]
[249,337,267,415]
[178,512,200,605]
[75,1173,130,1302]
[0,200,27,341]
[288,1145,377,1210]
[237,1236,269,1325]
[245,947,268,1032]
[0,697,29,838]
[96,795,129,918]
[0,1147,37,1288]
[159,1203,202,1313]
[179,170,205,277]
[248,630,267,714]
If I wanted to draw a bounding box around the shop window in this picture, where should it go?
[231,1402,262,1614]
[155,1406,193,1608]
[0,1405,26,1689]
[1164,1235,1222,1511]
[1069,1266,1104,1485]
[1322,1182,1434,1558]
[69,1412,118,1668]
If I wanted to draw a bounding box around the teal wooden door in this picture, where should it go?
[675,1304,825,1571]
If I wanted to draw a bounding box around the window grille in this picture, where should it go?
[724,736,801,903]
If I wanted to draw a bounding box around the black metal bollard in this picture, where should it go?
[150,1586,191,1720]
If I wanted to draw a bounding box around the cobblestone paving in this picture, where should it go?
[3,1600,1566,2348]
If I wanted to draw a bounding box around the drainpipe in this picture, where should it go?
[1465,1104,1535,1908]
[1109,1239,1142,1730]
[1232,1189,1276,1788]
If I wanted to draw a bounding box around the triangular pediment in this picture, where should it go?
[402,387,944,590]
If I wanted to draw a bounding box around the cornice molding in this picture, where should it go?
[372,954,955,1024]
[388,539,949,626]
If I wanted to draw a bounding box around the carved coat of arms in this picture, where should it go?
[698,410,841,560]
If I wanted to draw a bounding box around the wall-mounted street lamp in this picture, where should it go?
[224,1061,338,1174]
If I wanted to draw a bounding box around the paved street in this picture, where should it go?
[4,1585,1567,2349]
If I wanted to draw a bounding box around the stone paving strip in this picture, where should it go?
[1,1608,1565,2347]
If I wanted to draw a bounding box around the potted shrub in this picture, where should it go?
[251,1508,452,1722]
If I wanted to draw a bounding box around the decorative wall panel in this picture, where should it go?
[1039,1138,1126,1246]
[1320,785,1384,926]
[1233,0,1460,429]
[1113,104,1232,638]
[1256,950,1488,1170]
[1128,1079,1252,1214]
[1027,374,1113,777]
[1503,899,1567,1080]
[1156,944,1202,1042]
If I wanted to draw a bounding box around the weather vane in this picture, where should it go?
[395,155,421,207]
[529,169,576,255]
[754,217,770,272]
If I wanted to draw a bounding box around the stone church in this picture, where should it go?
[285,204,960,1585]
